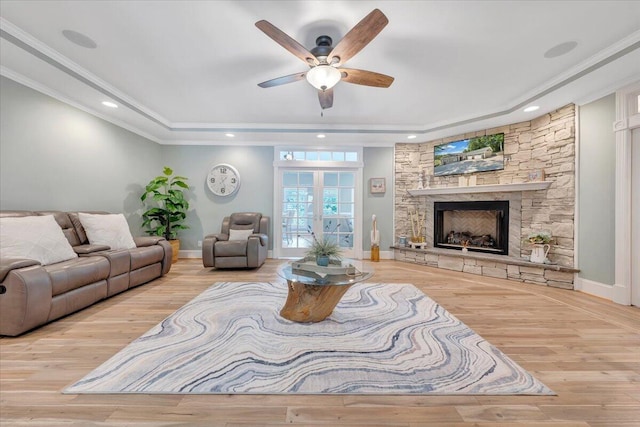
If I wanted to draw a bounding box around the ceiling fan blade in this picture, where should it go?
[340,68,394,88]
[255,20,319,66]
[327,9,388,66]
[318,89,334,109]
[258,72,307,88]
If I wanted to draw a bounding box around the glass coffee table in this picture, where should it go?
[277,259,373,323]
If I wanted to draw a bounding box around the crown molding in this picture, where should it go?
[0,17,172,128]
[0,66,161,144]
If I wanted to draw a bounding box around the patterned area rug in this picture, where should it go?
[65,282,553,395]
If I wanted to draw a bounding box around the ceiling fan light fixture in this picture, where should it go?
[306,65,342,91]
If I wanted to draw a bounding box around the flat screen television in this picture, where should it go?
[433,133,505,177]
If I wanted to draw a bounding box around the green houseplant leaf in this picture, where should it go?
[140,167,190,240]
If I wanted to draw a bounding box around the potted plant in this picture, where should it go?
[141,166,190,264]
[523,231,553,263]
[306,231,342,266]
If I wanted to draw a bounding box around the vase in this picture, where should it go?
[316,255,330,266]
[530,244,550,263]
[370,244,380,262]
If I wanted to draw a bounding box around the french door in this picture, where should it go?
[278,169,358,259]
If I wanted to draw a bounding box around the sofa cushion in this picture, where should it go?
[78,213,136,250]
[130,246,164,270]
[0,215,78,266]
[44,256,110,296]
[215,241,247,257]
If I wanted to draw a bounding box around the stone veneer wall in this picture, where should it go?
[395,104,576,267]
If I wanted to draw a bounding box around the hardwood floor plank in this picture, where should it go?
[286,405,463,423]
[1,259,639,426]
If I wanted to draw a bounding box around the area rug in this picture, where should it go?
[65,282,553,395]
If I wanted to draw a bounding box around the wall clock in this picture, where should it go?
[206,163,241,196]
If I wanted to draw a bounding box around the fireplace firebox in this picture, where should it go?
[434,201,509,255]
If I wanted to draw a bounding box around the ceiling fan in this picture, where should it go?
[255,9,394,110]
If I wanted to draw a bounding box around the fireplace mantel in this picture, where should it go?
[407,181,552,196]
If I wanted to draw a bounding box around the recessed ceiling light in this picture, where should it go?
[62,29,97,49]
[544,41,578,59]
[317,134,326,139]
[102,101,118,108]
[225,133,235,137]
[524,106,540,113]
[407,135,417,139]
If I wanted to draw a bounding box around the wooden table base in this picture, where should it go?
[280,280,354,323]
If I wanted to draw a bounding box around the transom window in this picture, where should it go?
[279,150,359,162]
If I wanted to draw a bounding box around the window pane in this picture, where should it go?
[339,220,353,232]
[322,188,338,215]
[283,172,298,186]
[345,152,358,161]
[293,151,305,160]
[283,188,298,202]
[299,172,314,186]
[322,218,340,232]
[306,151,318,161]
[318,151,331,161]
[323,172,338,186]
[339,203,354,215]
[340,233,353,248]
[339,172,354,187]
[339,188,354,202]
[332,152,344,161]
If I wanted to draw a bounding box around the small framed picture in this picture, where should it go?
[528,169,545,182]
[370,177,386,194]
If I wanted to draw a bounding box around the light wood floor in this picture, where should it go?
[1,259,639,427]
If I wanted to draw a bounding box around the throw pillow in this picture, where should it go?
[0,215,78,265]
[78,213,136,250]
[228,228,254,241]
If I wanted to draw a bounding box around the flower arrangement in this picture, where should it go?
[524,231,553,245]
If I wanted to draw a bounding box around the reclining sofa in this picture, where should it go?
[0,210,172,336]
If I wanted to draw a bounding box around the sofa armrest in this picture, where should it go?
[0,264,52,336]
[249,233,268,246]
[205,233,228,241]
[0,258,41,282]
[134,236,166,247]
[73,244,111,255]
[202,234,223,268]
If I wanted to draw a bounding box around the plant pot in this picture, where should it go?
[169,239,180,264]
[316,255,330,267]
[530,244,550,263]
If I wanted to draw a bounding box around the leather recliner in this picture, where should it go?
[202,212,269,269]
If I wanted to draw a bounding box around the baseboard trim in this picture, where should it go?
[574,276,614,300]
[363,250,394,260]
[179,250,274,259]
[179,250,202,259]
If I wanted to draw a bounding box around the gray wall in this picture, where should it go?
[578,94,616,285]
[363,147,394,250]
[0,76,162,233]
[160,145,274,250]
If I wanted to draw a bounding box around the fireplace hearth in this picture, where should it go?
[434,201,509,255]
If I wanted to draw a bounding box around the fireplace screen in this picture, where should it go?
[434,201,509,255]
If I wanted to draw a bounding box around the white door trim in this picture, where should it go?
[612,81,640,305]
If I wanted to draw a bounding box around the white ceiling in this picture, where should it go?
[1,1,639,146]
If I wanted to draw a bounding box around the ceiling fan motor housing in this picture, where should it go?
[310,35,334,62]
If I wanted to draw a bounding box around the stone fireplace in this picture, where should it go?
[393,104,577,289]
[434,200,509,255]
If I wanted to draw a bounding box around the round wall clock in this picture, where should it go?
[206,163,241,196]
